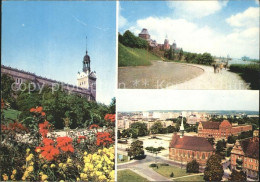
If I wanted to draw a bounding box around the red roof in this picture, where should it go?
[240,137,259,159]
[219,120,232,127]
[201,122,221,129]
[170,133,215,152]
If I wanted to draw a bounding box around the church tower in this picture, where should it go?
[77,37,96,100]
[180,117,185,138]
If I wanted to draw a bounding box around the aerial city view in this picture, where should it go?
[1,1,116,181]
[118,1,259,89]
[117,91,259,181]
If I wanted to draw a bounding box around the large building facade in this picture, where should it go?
[198,120,252,139]
[169,133,215,166]
[230,135,259,180]
[1,48,96,101]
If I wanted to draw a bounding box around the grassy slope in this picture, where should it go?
[118,169,149,182]
[118,43,161,67]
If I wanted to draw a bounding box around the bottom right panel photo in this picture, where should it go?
[116,90,259,182]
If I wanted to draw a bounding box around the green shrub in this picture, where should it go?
[149,163,157,167]
[170,172,174,177]
[160,163,169,166]
[229,64,260,89]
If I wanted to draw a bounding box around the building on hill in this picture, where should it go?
[138,28,150,40]
[1,41,96,101]
[198,120,252,139]
[163,36,170,50]
[169,118,215,166]
[231,136,259,180]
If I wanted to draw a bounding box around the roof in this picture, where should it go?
[219,120,232,127]
[169,133,215,152]
[139,28,149,35]
[201,122,221,129]
[240,137,259,159]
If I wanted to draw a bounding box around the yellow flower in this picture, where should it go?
[29,162,34,166]
[60,180,65,182]
[67,158,72,163]
[11,174,15,180]
[77,165,81,169]
[84,151,88,155]
[77,178,80,181]
[22,176,26,181]
[36,148,41,153]
[50,164,56,168]
[41,174,48,181]
[28,166,34,172]
[59,163,63,168]
[43,164,48,168]
[12,169,17,175]
[26,148,30,153]
[2,174,8,181]
[62,164,67,169]
[24,171,29,178]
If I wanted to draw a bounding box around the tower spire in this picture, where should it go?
[180,116,184,138]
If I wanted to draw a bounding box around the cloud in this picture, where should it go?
[167,1,228,19]
[118,3,128,29]
[226,7,259,28]
[128,16,259,59]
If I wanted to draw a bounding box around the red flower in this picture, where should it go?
[30,108,36,112]
[30,106,46,117]
[77,136,87,143]
[96,132,113,147]
[104,114,115,123]
[39,121,51,138]
[41,112,46,116]
[36,106,43,113]
[57,136,74,153]
[89,124,99,129]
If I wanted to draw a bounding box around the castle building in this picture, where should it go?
[1,43,96,101]
[163,36,170,50]
[169,118,215,166]
[230,135,259,180]
[138,28,151,40]
[198,120,252,139]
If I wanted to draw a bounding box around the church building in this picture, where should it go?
[169,118,215,166]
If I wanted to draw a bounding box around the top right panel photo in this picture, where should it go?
[118,0,259,90]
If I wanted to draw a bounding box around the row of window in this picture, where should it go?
[172,149,210,160]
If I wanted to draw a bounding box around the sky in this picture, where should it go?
[2,1,116,105]
[119,0,259,59]
[117,90,259,112]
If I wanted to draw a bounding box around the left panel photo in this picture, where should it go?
[1,1,116,181]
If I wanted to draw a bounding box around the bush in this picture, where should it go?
[229,64,260,89]
[120,30,148,49]
[149,163,158,167]
[186,160,199,173]
[160,163,169,166]
[170,172,174,177]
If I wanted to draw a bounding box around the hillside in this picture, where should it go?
[118,43,161,67]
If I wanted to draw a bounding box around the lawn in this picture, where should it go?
[150,163,191,178]
[2,108,21,122]
[173,174,204,181]
[118,43,161,67]
[117,169,149,182]
[117,154,129,164]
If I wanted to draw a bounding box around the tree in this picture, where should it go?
[167,125,175,133]
[121,30,148,48]
[130,122,148,137]
[118,130,122,139]
[229,170,247,182]
[121,129,131,138]
[227,135,236,144]
[128,140,144,159]
[108,97,115,114]
[150,121,163,134]
[204,154,224,181]
[207,138,215,146]
[145,146,165,164]
[216,139,227,158]
[226,147,233,157]
[178,48,183,60]
[170,172,174,177]
[1,74,16,108]
[186,160,200,173]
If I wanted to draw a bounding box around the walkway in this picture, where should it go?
[166,64,249,89]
